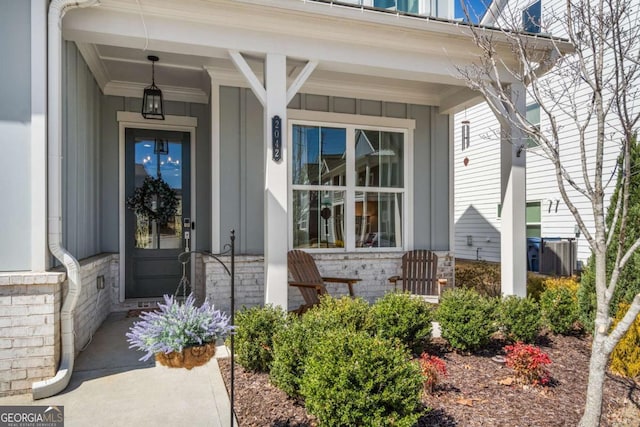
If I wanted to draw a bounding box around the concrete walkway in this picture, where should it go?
[0,312,237,427]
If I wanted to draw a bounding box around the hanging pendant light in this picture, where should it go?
[141,55,165,120]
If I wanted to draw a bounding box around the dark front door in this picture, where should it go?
[125,128,191,298]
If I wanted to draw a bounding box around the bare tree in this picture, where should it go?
[458,0,640,425]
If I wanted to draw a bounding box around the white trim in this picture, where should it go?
[286,60,318,104]
[228,50,267,106]
[117,112,198,302]
[288,114,413,253]
[75,42,109,90]
[288,109,416,130]
[117,111,197,128]
[204,66,444,107]
[76,42,209,104]
[208,71,221,252]
[448,114,455,285]
[31,0,48,271]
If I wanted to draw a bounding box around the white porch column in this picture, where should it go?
[229,51,316,310]
[500,83,527,297]
[263,54,289,309]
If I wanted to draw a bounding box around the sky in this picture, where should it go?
[454,0,489,23]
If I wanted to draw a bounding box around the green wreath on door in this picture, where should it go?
[126,176,179,225]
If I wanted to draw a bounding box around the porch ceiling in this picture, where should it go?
[61,0,526,111]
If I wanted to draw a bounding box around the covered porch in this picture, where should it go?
[6,0,533,398]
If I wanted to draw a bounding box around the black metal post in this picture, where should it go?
[230,230,235,427]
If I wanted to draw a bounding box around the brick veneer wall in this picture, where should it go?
[0,254,119,397]
[0,272,65,396]
[204,251,454,315]
[69,254,118,353]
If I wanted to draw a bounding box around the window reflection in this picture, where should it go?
[355,192,402,248]
[133,139,183,249]
[292,126,346,186]
[355,130,403,188]
[293,190,345,249]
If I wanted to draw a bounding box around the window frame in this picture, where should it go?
[526,102,541,149]
[288,111,414,253]
[522,0,542,34]
[497,201,542,238]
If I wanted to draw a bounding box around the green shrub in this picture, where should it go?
[497,295,541,343]
[300,330,423,427]
[436,288,497,352]
[527,273,546,300]
[303,295,371,333]
[540,287,578,335]
[232,305,286,372]
[579,138,640,333]
[455,261,501,297]
[270,316,311,397]
[369,292,433,354]
[270,296,371,397]
[609,303,640,379]
[577,265,597,333]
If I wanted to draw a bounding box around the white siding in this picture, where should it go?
[455,0,624,265]
[454,104,502,262]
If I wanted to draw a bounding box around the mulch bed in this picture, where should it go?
[219,333,640,426]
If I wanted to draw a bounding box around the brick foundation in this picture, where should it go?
[204,251,453,314]
[0,272,64,396]
[0,253,119,397]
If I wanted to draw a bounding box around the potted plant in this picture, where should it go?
[126,294,233,369]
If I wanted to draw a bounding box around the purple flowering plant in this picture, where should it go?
[126,293,233,361]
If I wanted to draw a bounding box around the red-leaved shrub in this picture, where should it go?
[419,353,448,393]
[504,342,552,386]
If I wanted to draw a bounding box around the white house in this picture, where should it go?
[0,0,564,398]
[453,0,621,273]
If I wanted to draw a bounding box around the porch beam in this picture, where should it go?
[286,60,318,104]
[500,83,527,297]
[228,50,266,106]
[62,8,518,87]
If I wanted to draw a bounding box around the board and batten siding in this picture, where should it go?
[62,41,102,261]
[0,0,32,270]
[219,89,450,254]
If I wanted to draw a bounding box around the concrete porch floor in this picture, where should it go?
[0,312,237,427]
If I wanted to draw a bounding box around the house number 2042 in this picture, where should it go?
[272,115,282,162]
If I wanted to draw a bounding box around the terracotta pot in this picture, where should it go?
[155,342,216,369]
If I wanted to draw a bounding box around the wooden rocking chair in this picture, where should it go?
[388,250,447,301]
[288,250,360,314]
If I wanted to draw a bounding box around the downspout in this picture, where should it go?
[32,0,99,400]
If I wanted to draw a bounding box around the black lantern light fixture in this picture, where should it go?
[141,55,165,120]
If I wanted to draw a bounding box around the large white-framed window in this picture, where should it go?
[288,112,413,252]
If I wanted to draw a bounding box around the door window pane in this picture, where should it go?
[292,125,346,186]
[355,130,403,188]
[133,139,183,249]
[293,190,345,249]
[355,191,403,248]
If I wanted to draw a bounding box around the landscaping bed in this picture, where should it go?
[219,333,640,426]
